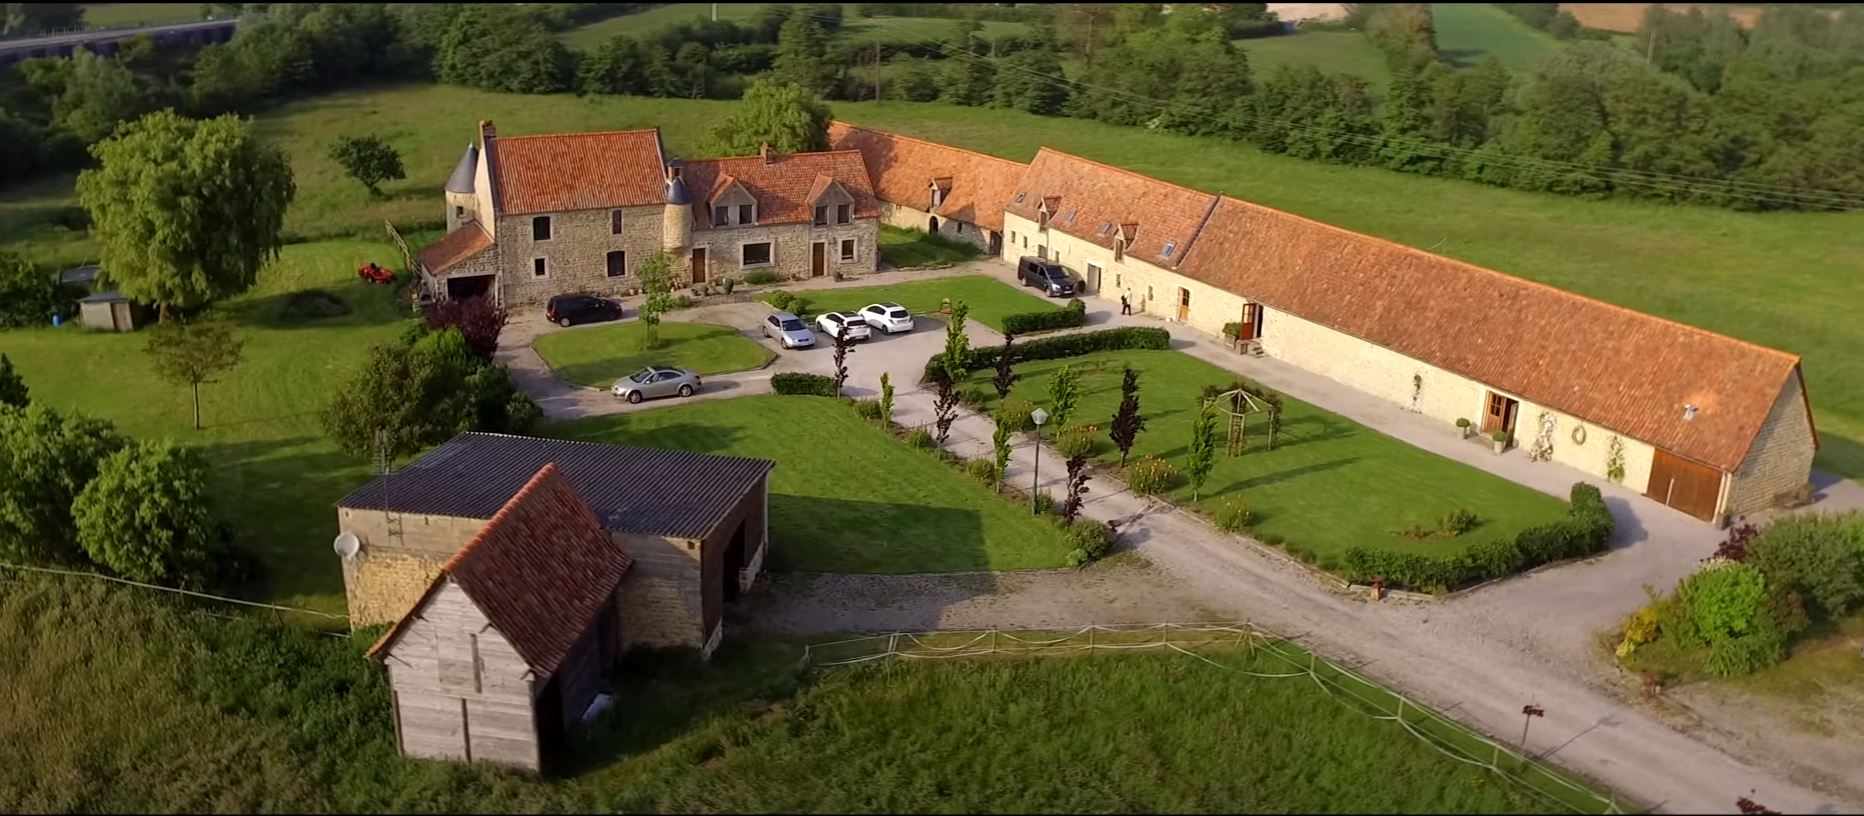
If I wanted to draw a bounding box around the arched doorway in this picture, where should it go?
[928,216,940,233]
[987,230,1002,255]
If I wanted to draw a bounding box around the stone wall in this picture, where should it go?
[495,204,670,305]
[337,507,486,628]
[609,530,705,651]
[1725,374,1817,517]
[1003,212,1247,339]
[878,202,992,251]
[690,218,877,282]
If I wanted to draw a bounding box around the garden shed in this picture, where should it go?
[76,290,148,332]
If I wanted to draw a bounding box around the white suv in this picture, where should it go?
[859,302,915,334]
[816,311,872,342]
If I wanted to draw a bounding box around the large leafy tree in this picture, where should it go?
[55,49,161,144]
[2,3,83,36]
[579,34,657,95]
[707,77,831,155]
[143,315,246,430]
[436,4,570,94]
[0,354,27,408]
[771,7,834,97]
[78,110,295,316]
[327,134,406,197]
[74,441,221,587]
[0,404,129,565]
[0,252,70,328]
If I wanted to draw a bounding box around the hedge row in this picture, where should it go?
[923,327,1171,382]
[1340,483,1613,592]
[772,372,838,396]
[1000,298,1087,335]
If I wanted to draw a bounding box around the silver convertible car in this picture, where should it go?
[611,366,702,404]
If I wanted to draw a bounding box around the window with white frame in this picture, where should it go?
[737,204,754,225]
[742,242,773,267]
[814,205,828,226]
[836,203,851,224]
[532,216,552,241]
[838,238,855,261]
[712,206,729,227]
[532,257,548,277]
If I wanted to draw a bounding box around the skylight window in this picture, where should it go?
[1097,223,1112,236]
[1161,241,1177,257]
[1064,210,1077,224]
[1013,192,1027,204]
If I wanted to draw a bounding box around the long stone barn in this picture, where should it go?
[336,432,775,658]
[829,120,1027,256]
[843,125,1815,523]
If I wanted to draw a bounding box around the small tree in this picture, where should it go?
[320,341,471,460]
[422,296,507,362]
[931,302,971,443]
[327,135,406,198]
[635,250,677,348]
[878,371,894,427]
[991,411,1013,486]
[831,325,855,396]
[1186,397,1219,501]
[144,315,245,430]
[1108,366,1145,466]
[1047,363,1081,428]
[74,441,220,587]
[0,354,26,407]
[707,77,832,155]
[0,404,129,566]
[992,330,1020,399]
[1060,451,1092,524]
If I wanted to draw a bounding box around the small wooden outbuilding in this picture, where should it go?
[366,463,634,772]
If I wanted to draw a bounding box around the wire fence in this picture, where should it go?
[802,622,1632,815]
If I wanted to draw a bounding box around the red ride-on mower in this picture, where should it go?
[358,262,395,285]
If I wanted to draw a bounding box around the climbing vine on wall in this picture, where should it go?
[1606,435,1626,482]
[1527,411,1556,462]
[1411,373,1423,412]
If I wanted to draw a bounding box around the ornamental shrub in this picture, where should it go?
[1215,496,1254,532]
[1683,562,1768,643]
[1052,424,1098,459]
[771,372,838,396]
[1000,297,1088,334]
[996,398,1037,432]
[743,270,782,285]
[923,326,1170,382]
[851,398,884,421]
[1125,454,1177,496]
[1747,512,1864,620]
[903,428,936,449]
[1064,518,1114,562]
[964,457,997,484]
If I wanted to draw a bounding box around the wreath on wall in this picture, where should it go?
[1571,424,1588,446]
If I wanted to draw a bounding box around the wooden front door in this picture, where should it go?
[810,242,826,277]
[1647,449,1722,521]
[1480,391,1519,438]
[690,247,707,283]
[1239,303,1263,340]
[1176,288,1191,322]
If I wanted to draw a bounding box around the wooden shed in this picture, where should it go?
[76,290,149,332]
[366,464,634,772]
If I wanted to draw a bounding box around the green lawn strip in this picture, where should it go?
[969,350,1569,567]
[554,395,1069,572]
[79,2,205,27]
[532,320,772,388]
[0,238,415,611]
[1239,30,1394,89]
[1430,2,1564,71]
[798,274,1058,332]
[553,4,1026,51]
[877,223,982,269]
[0,572,1571,813]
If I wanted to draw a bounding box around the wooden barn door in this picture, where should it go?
[1646,449,1722,521]
[689,248,707,283]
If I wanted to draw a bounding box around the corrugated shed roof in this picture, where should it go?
[682,149,877,231]
[338,432,774,539]
[491,129,667,215]
[1177,196,1806,471]
[418,224,494,276]
[367,464,633,677]
[1004,148,1218,268]
[828,121,1028,231]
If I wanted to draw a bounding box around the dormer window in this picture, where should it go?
[814,205,828,226]
[713,206,729,227]
[738,204,754,224]
[836,203,851,224]
[931,187,945,208]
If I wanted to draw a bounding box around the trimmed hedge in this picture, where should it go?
[923,326,1170,383]
[1341,483,1613,592]
[771,372,838,396]
[1001,298,1087,335]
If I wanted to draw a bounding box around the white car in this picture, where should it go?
[815,311,872,341]
[859,302,915,334]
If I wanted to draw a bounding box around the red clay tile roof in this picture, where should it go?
[1003,148,1218,267]
[491,129,666,215]
[418,224,493,276]
[828,121,1027,231]
[1178,196,1806,471]
[682,149,877,231]
[367,464,633,677]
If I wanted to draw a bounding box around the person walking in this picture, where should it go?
[1120,287,1133,316]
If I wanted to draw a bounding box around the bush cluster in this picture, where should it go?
[742,270,783,285]
[851,398,884,422]
[759,290,812,316]
[1340,483,1612,592]
[771,372,838,396]
[1125,454,1178,496]
[996,398,1037,432]
[1064,519,1115,566]
[903,428,936,450]
[1000,298,1087,335]
[923,327,1170,383]
[1215,496,1255,533]
[1051,424,1099,460]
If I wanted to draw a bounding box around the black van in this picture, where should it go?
[545,294,624,327]
[1016,257,1075,297]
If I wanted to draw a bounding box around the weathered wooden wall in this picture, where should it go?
[383,579,542,771]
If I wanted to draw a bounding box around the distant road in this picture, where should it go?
[0,18,237,67]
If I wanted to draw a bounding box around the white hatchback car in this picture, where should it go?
[815,311,872,342]
[859,302,915,334]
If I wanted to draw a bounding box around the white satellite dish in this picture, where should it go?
[333,531,362,559]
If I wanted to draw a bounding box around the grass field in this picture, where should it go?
[788,274,1057,332]
[533,321,772,388]
[557,395,1070,572]
[969,350,1570,565]
[0,573,1574,813]
[1239,30,1394,88]
[1431,3,1565,70]
[877,223,982,269]
[554,4,1025,51]
[79,2,203,28]
[7,83,1862,480]
[0,238,419,612]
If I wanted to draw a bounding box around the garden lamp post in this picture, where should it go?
[1030,407,1049,514]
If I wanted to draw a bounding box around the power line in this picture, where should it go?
[0,561,350,620]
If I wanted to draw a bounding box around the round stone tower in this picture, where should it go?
[443,143,479,232]
[662,160,691,253]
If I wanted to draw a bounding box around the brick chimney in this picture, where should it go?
[760,141,772,165]
[479,119,497,145]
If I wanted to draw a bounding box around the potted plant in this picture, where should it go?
[1456,417,1472,439]
[1490,430,1509,454]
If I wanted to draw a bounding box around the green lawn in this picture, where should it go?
[1431,2,1565,71]
[533,321,772,388]
[0,238,417,612]
[555,4,1025,51]
[557,396,1070,572]
[0,573,1580,813]
[969,350,1570,566]
[877,223,982,269]
[795,274,1057,332]
[80,2,203,28]
[1240,30,1394,89]
[839,14,1027,45]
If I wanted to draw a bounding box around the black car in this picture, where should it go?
[1017,257,1075,297]
[545,294,624,327]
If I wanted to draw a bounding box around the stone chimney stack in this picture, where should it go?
[760,142,772,164]
[479,119,497,145]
